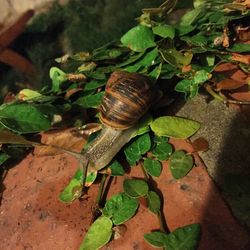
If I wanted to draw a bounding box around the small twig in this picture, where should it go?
[204,83,250,105]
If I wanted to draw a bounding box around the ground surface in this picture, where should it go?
[0,136,249,250]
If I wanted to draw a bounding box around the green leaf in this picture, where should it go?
[0,152,10,165]
[180,7,204,26]
[121,25,156,52]
[150,116,200,139]
[86,69,106,80]
[153,25,175,39]
[59,168,83,203]
[59,178,83,203]
[147,191,161,214]
[124,133,151,165]
[148,63,162,82]
[165,224,201,250]
[18,89,42,101]
[175,79,198,99]
[169,151,194,179]
[0,104,51,133]
[102,192,139,225]
[176,25,196,36]
[78,62,96,72]
[93,48,123,60]
[85,171,98,186]
[193,70,211,84]
[143,158,162,177]
[124,149,141,166]
[159,49,193,67]
[109,161,125,176]
[117,52,145,68]
[49,67,67,92]
[80,216,113,250]
[132,115,153,138]
[160,63,179,79]
[84,80,106,91]
[152,140,173,161]
[206,55,215,66]
[228,43,250,53]
[181,33,207,46]
[123,48,158,73]
[144,231,168,247]
[75,92,104,108]
[123,179,149,198]
[175,69,211,99]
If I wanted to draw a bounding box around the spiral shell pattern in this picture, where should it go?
[100,71,155,129]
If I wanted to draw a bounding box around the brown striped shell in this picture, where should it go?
[100,71,155,130]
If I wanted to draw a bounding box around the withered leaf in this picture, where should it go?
[216,78,246,91]
[222,27,230,48]
[77,123,102,136]
[231,53,250,65]
[191,137,209,152]
[33,128,87,156]
[65,88,83,99]
[0,129,38,146]
[214,63,238,72]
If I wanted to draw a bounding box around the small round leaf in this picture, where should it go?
[169,151,194,179]
[144,231,168,247]
[123,179,149,198]
[147,191,161,214]
[166,224,201,250]
[144,158,162,177]
[79,216,113,250]
[102,192,139,225]
[152,141,173,161]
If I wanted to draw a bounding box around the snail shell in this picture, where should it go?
[83,71,155,172]
[100,71,155,130]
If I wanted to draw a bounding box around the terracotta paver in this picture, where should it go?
[0,138,249,250]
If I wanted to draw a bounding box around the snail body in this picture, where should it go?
[83,71,155,172]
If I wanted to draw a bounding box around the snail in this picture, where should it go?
[82,71,156,172]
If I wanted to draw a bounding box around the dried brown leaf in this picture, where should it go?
[234,0,250,8]
[33,128,87,156]
[3,92,16,103]
[231,53,250,65]
[214,63,238,72]
[0,129,38,146]
[67,73,86,82]
[77,123,102,136]
[65,88,83,99]
[235,25,250,42]
[113,225,127,240]
[222,27,230,48]
[216,78,246,91]
[191,137,209,152]
[182,65,192,73]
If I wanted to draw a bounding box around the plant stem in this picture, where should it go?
[91,174,108,222]
[157,211,166,233]
[205,83,250,105]
[96,174,108,205]
[138,160,168,233]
